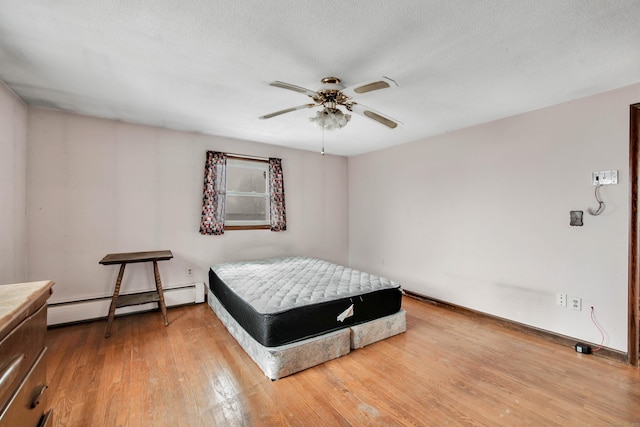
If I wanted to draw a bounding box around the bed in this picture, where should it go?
[207,256,406,380]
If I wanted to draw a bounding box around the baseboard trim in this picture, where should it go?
[404,290,628,364]
[47,282,206,326]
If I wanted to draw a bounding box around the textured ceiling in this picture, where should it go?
[1,1,639,156]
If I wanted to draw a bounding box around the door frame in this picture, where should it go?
[629,103,640,367]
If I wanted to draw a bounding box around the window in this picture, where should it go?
[199,151,286,235]
[224,157,270,229]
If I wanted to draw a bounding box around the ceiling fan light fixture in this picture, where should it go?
[309,107,351,131]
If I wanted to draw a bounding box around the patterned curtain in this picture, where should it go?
[199,151,227,235]
[269,158,287,232]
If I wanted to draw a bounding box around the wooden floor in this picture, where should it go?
[45,296,640,426]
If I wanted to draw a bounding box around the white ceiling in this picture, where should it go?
[1,1,639,156]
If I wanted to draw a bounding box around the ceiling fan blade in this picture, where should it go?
[342,76,398,98]
[268,81,317,98]
[349,103,401,129]
[259,104,316,119]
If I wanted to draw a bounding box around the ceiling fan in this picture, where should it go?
[259,76,400,130]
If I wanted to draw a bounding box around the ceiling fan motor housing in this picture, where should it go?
[315,77,350,108]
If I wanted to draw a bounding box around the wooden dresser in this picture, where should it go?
[0,281,54,427]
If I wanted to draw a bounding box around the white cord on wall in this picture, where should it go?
[588,183,605,216]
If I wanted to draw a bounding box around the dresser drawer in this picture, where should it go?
[0,304,46,413]
[0,347,48,427]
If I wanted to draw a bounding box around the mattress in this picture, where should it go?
[208,256,403,347]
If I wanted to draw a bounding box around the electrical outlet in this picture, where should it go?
[187,268,193,277]
[569,296,582,311]
[556,293,567,307]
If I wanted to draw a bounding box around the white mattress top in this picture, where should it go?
[212,257,401,314]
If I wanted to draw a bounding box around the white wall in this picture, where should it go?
[26,108,348,304]
[0,82,28,284]
[349,82,640,352]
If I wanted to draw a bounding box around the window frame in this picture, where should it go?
[224,155,270,231]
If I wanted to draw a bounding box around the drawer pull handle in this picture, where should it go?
[31,384,48,409]
[0,353,25,390]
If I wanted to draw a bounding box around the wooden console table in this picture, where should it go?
[99,250,173,338]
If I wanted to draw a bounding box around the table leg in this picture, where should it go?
[104,263,126,338]
[153,260,169,326]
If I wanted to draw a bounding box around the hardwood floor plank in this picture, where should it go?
[46,297,640,426]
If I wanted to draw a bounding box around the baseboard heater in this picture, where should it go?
[47,282,206,326]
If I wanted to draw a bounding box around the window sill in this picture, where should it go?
[225,225,270,231]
